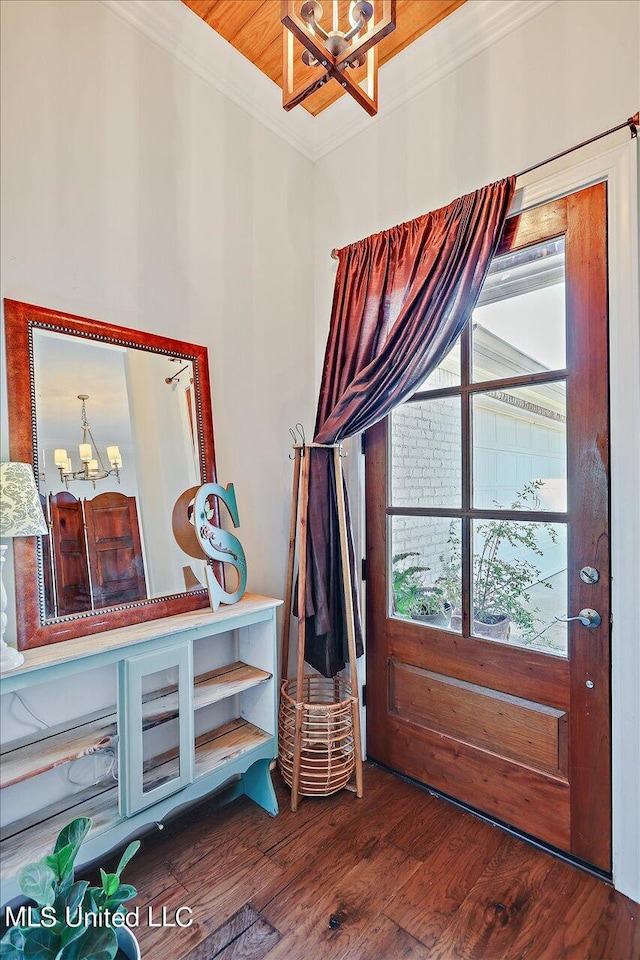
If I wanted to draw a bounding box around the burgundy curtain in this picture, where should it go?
[303,177,516,678]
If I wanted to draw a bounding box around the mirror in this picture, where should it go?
[4,299,218,649]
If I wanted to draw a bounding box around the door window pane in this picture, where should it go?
[391,397,462,508]
[390,517,461,632]
[472,381,567,511]
[472,238,566,382]
[472,519,567,656]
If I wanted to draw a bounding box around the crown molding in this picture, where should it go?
[100,0,557,163]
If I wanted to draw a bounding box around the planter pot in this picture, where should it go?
[450,610,511,642]
[116,927,141,960]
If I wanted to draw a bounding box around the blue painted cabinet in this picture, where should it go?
[0,595,281,906]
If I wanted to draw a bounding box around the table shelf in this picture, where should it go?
[143,717,271,792]
[141,661,272,731]
[0,785,120,886]
[0,714,117,789]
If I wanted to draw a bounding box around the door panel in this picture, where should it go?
[366,184,610,871]
[84,492,147,608]
[389,660,568,776]
[49,491,91,615]
[384,713,571,851]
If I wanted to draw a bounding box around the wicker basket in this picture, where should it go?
[278,675,356,797]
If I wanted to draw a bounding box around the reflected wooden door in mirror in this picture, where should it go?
[4,299,219,649]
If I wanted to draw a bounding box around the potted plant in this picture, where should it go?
[438,481,558,642]
[1,817,141,959]
[392,552,450,626]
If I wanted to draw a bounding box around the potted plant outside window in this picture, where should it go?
[392,552,450,627]
[438,481,558,642]
[1,817,141,960]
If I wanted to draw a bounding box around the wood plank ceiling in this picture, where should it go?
[182,0,466,115]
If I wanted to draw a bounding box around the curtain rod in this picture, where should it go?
[330,112,639,260]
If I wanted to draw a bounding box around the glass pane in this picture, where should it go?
[472,519,567,656]
[419,338,461,390]
[391,397,462,508]
[141,666,180,793]
[472,238,566,382]
[390,516,461,632]
[473,381,567,511]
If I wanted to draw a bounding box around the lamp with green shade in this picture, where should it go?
[0,462,48,672]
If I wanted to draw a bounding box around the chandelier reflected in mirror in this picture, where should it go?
[281,0,396,115]
[54,394,122,489]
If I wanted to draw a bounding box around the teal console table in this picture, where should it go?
[0,594,281,904]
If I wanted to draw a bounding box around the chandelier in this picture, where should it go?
[54,395,122,489]
[281,0,396,116]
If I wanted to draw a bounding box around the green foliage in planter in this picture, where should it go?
[437,481,558,638]
[392,552,447,618]
[1,817,140,960]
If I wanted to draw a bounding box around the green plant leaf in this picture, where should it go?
[19,862,57,907]
[21,927,59,959]
[54,879,89,930]
[57,927,117,960]
[57,926,86,952]
[82,887,99,915]
[114,841,140,879]
[54,819,92,857]
[100,870,119,898]
[54,843,79,884]
[52,819,91,882]
[103,884,137,911]
[0,927,26,958]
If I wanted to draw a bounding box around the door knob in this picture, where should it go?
[555,608,601,628]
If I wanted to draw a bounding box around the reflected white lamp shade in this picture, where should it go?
[106,445,122,468]
[0,462,49,672]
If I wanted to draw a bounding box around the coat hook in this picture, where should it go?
[289,424,307,458]
[295,423,306,457]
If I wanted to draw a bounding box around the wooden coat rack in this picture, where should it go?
[279,440,363,810]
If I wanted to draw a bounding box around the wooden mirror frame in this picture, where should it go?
[4,299,218,650]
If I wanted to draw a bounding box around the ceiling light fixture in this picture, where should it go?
[281,0,396,116]
[54,395,122,489]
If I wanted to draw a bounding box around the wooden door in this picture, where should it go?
[84,492,147,609]
[365,184,611,872]
[49,491,91,616]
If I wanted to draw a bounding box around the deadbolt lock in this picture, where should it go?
[579,566,600,584]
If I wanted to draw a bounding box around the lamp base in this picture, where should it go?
[0,543,24,671]
[0,639,24,672]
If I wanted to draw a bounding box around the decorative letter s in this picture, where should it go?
[193,483,247,610]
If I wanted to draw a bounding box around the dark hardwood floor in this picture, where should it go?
[120,764,639,960]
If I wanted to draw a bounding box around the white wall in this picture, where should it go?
[0,0,316,618]
[312,0,639,901]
